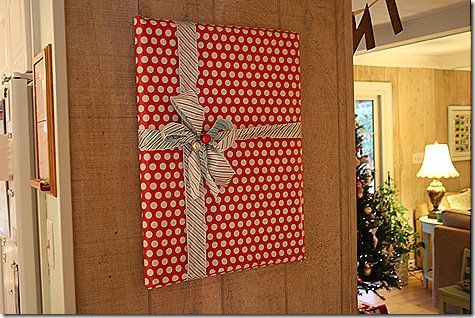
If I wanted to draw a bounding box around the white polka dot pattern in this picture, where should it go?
[135,16,305,289]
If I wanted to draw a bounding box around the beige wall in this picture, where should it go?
[354,65,471,222]
[64,0,356,314]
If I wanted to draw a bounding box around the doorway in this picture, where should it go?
[354,29,471,317]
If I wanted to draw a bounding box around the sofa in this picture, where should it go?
[414,189,471,307]
[414,189,471,265]
[433,209,470,306]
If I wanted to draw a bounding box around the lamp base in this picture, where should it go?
[428,211,443,222]
[427,212,438,219]
[426,179,446,220]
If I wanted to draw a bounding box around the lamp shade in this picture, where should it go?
[417,143,460,179]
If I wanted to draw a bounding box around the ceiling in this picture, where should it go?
[353,31,471,70]
[352,0,467,26]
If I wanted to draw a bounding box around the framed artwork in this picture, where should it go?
[448,105,471,161]
[30,44,57,196]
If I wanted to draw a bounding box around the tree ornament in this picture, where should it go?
[364,263,372,276]
[364,206,372,215]
[369,227,378,248]
[357,179,364,198]
[360,155,370,164]
[388,244,394,257]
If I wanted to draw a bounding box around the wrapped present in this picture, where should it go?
[358,302,389,314]
[134,15,305,289]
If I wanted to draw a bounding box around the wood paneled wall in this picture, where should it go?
[354,65,471,222]
[65,0,356,314]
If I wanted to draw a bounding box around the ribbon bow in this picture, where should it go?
[155,91,236,199]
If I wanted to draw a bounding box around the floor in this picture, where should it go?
[358,272,438,314]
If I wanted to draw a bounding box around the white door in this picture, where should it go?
[0,80,20,314]
[0,76,41,314]
[354,82,394,188]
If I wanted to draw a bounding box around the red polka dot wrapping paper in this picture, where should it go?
[134,16,305,289]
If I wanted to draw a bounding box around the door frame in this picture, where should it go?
[354,81,394,186]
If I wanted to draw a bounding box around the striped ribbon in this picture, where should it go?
[138,21,302,281]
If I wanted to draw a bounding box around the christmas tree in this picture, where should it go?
[355,120,400,299]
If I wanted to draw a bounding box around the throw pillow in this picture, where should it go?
[447,189,471,211]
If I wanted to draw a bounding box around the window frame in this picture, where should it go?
[354,81,394,187]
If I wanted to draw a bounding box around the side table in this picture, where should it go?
[419,215,443,288]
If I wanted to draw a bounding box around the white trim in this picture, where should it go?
[35,192,50,312]
[354,50,471,71]
[354,3,470,55]
[354,82,394,185]
[439,51,472,70]
[45,0,75,314]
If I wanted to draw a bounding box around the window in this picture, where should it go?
[355,99,377,190]
[354,82,393,188]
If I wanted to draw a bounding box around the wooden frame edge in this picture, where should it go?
[31,43,57,197]
[335,0,358,314]
[44,44,57,196]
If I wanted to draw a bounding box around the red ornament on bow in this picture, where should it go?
[201,133,211,144]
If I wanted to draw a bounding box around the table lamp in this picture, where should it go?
[417,142,459,221]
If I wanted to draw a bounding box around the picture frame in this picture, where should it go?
[30,44,57,196]
[447,105,471,161]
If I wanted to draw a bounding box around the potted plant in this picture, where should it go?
[372,176,425,286]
